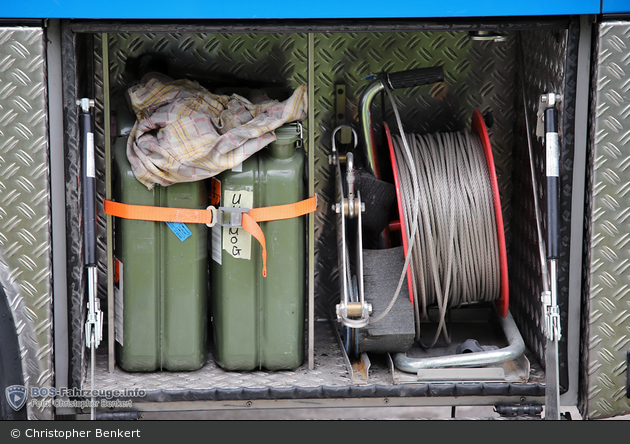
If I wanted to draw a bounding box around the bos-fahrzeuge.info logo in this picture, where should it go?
[5,385,146,411]
[5,386,27,411]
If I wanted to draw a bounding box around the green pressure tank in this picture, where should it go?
[211,124,306,371]
[112,134,208,372]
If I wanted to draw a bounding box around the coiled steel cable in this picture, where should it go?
[373,85,502,348]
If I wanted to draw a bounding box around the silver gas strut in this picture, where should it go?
[541,93,562,344]
[78,98,102,421]
[540,92,562,420]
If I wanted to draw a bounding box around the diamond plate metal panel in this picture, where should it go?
[510,28,571,383]
[62,24,89,393]
[582,21,630,420]
[0,26,53,420]
[90,321,353,392]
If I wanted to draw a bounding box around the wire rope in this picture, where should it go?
[371,85,502,348]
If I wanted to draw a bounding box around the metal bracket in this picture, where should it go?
[84,269,103,350]
[216,206,248,228]
[332,319,371,385]
[287,121,304,149]
[335,84,352,145]
[536,93,562,138]
[328,126,363,219]
[76,97,95,113]
[204,206,254,229]
[392,308,526,373]
[468,31,508,42]
[331,126,371,330]
[541,289,561,342]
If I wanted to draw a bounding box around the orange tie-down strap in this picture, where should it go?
[104,195,317,277]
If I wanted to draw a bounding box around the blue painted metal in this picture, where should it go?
[0,0,601,19]
[602,0,630,13]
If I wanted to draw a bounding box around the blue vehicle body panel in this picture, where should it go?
[0,0,605,20]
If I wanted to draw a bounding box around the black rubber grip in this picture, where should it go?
[386,66,444,90]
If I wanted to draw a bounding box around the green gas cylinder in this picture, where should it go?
[211,124,306,371]
[112,130,208,372]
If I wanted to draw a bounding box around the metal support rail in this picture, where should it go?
[392,308,525,372]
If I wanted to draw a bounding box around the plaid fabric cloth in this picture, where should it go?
[126,77,308,189]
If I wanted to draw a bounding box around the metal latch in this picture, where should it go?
[295,122,304,149]
[328,125,364,219]
[206,206,249,229]
[542,289,561,342]
[218,206,248,228]
[284,121,304,149]
[85,269,103,349]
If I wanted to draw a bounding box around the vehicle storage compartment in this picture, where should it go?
[62,18,580,410]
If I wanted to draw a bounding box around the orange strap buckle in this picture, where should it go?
[104,195,317,277]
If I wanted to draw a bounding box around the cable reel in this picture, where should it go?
[340,65,511,342]
[331,66,520,372]
[383,108,509,347]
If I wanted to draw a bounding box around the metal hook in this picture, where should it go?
[332,125,358,153]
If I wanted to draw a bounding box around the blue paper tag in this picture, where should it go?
[166,222,192,242]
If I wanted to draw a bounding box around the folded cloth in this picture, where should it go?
[126,76,308,189]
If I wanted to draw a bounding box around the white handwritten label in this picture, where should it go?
[222,188,253,260]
